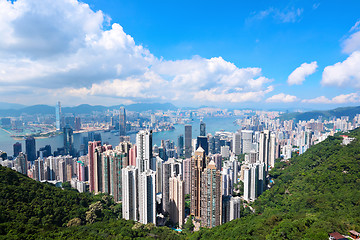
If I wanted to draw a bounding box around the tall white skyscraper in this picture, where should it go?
[241,130,253,154]
[136,130,153,173]
[259,130,270,169]
[250,164,259,201]
[122,166,139,221]
[269,132,276,168]
[138,169,156,224]
[229,196,241,221]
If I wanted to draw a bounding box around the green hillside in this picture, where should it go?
[192,128,360,239]
[0,166,182,239]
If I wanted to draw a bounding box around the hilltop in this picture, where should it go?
[280,105,360,121]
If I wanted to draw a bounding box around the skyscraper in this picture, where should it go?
[182,158,191,195]
[136,130,153,173]
[63,125,73,156]
[196,136,208,155]
[184,125,192,158]
[259,130,270,169]
[201,160,222,228]
[232,132,241,155]
[122,165,139,221]
[55,101,61,131]
[200,121,206,136]
[169,175,185,228]
[190,147,208,220]
[74,117,81,131]
[119,107,126,136]
[162,158,182,213]
[13,142,22,158]
[241,130,253,154]
[88,141,102,192]
[138,169,156,224]
[229,196,241,221]
[15,152,27,175]
[177,134,184,157]
[25,136,36,162]
[269,132,276,168]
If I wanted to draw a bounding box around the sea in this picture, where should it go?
[0,116,241,156]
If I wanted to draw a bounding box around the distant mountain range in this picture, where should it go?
[280,106,360,121]
[0,102,178,117]
[1,102,360,120]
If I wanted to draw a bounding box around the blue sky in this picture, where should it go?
[0,0,359,110]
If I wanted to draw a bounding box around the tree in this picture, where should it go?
[183,216,194,233]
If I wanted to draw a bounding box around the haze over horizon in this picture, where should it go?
[0,0,360,109]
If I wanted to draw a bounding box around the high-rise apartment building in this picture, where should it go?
[190,147,208,219]
[136,130,153,173]
[269,132,276,168]
[200,160,222,228]
[88,141,101,192]
[259,130,270,169]
[138,169,156,224]
[169,175,185,228]
[162,158,181,213]
[182,158,191,195]
[229,196,241,221]
[15,152,27,175]
[122,165,139,221]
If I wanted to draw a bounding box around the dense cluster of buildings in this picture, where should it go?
[2,107,360,229]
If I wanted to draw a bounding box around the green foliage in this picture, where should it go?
[184,216,194,233]
[0,165,183,239]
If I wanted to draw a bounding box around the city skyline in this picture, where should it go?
[0,0,360,109]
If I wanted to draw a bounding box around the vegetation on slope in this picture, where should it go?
[0,166,182,239]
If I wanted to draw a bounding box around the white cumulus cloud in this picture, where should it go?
[0,0,275,106]
[343,20,360,54]
[265,93,298,103]
[321,51,360,88]
[302,93,360,104]
[287,61,318,85]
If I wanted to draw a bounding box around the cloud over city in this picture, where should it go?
[0,0,275,106]
[287,62,318,85]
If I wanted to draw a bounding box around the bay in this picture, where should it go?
[0,116,240,156]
